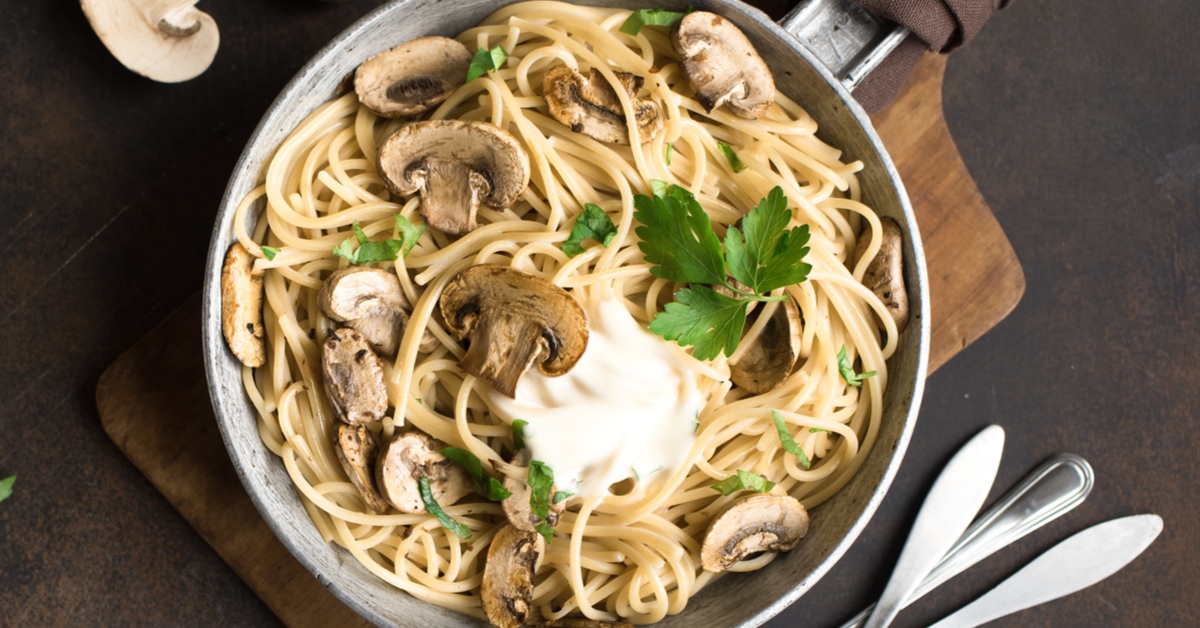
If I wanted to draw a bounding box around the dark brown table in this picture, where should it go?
[1,1,1196,626]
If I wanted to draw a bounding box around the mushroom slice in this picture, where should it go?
[700,494,809,573]
[501,449,568,532]
[438,264,588,398]
[79,0,219,83]
[334,424,388,514]
[318,267,437,357]
[855,217,909,333]
[481,523,539,628]
[375,431,473,513]
[672,11,775,119]
[354,36,472,118]
[321,327,388,426]
[542,65,663,145]
[377,120,530,236]
[729,298,802,394]
[220,242,266,367]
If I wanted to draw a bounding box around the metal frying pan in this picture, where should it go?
[201,0,930,625]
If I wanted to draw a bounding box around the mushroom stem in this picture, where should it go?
[460,317,547,398]
[149,2,205,36]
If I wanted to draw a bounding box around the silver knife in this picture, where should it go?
[863,425,1006,628]
[928,514,1164,628]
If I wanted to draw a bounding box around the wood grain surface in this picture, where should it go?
[94,52,1022,627]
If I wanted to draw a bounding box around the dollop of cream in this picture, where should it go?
[490,297,701,499]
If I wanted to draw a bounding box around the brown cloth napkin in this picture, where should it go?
[850,0,1013,112]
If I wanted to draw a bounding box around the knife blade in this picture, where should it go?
[862,424,1006,628]
[928,514,1164,628]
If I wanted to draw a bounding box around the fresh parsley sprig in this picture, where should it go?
[619,8,686,35]
[528,461,558,542]
[837,345,877,386]
[419,476,473,539]
[772,411,812,469]
[635,184,812,360]
[466,45,510,82]
[441,447,512,502]
[711,469,775,496]
[717,140,748,173]
[562,204,618,257]
[333,215,424,264]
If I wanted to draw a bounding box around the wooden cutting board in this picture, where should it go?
[95,53,1023,628]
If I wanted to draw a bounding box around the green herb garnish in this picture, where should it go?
[810,427,829,433]
[511,419,529,450]
[562,204,618,257]
[619,8,686,35]
[260,245,280,261]
[717,140,748,173]
[528,461,557,542]
[635,184,811,359]
[441,447,512,502]
[772,411,811,469]
[711,470,776,496]
[332,216,424,264]
[0,475,14,504]
[837,345,877,387]
[466,45,510,82]
[419,476,473,539]
[665,142,674,166]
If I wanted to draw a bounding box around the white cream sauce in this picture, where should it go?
[490,297,702,500]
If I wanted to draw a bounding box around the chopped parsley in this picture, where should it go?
[260,245,280,261]
[466,45,510,82]
[419,476,472,539]
[441,447,512,502]
[772,411,811,469]
[665,142,674,166]
[717,140,748,173]
[528,461,557,542]
[0,475,14,503]
[635,184,811,359]
[562,204,618,257]
[332,215,424,264]
[511,419,529,451]
[711,470,775,496]
[837,345,877,387]
[619,8,686,35]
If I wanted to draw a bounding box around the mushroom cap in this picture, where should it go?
[729,297,802,393]
[542,65,664,145]
[220,242,266,367]
[672,11,775,119]
[377,120,531,235]
[374,431,473,513]
[354,36,472,118]
[700,494,809,572]
[481,523,539,628]
[79,0,219,83]
[855,217,909,333]
[334,424,389,514]
[321,327,389,426]
[438,264,588,398]
[318,266,437,357]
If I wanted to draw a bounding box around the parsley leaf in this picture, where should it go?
[648,285,746,361]
[333,216,423,265]
[634,186,726,285]
[528,461,557,542]
[419,476,473,539]
[260,245,280,261]
[725,187,812,293]
[562,204,618,257]
[0,475,14,503]
[665,142,674,166]
[619,8,686,35]
[466,45,509,82]
[718,140,748,173]
[711,470,776,496]
[441,447,512,502]
[772,411,811,469]
[837,345,877,387]
[511,419,529,450]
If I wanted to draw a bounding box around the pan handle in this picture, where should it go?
[779,0,911,90]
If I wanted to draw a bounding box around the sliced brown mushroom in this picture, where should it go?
[481,523,539,628]
[318,266,437,357]
[80,0,219,83]
[334,424,389,514]
[542,65,663,145]
[700,494,809,573]
[220,242,266,367]
[855,217,908,333]
[672,11,775,119]
[375,430,473,513]
[501,449,568,532]
[321,327,389,426]
[438,264,588,398]
[354,36,472,118]
[377,120,530,236]
[729,298,802,394]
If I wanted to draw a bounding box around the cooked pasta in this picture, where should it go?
[229,2,899,624]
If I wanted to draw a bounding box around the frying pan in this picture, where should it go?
[201,0,931,625]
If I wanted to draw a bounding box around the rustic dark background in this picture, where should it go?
[1,0,1196,626]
